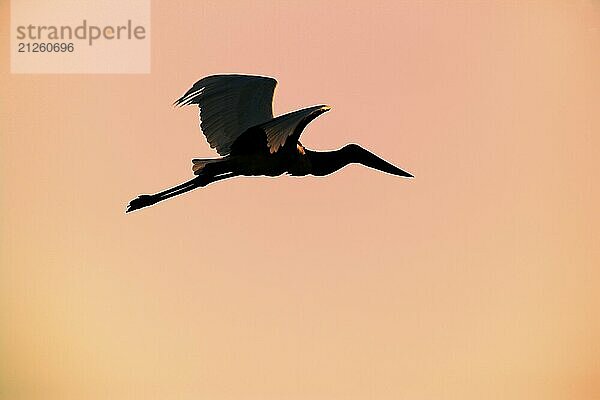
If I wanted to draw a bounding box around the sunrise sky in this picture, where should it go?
[1,1,599,399]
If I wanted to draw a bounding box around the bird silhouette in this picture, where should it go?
[127,74,413,212]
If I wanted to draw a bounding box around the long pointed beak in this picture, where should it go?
[354,145,414,178]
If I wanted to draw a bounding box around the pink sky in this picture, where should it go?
[1,1,599,399]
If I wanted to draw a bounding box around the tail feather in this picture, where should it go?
[191,158,222,174]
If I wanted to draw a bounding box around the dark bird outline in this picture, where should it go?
[127,74,413,212]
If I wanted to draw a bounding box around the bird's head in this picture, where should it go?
[341,143,414,178]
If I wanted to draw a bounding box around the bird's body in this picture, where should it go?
[127,74,412,212]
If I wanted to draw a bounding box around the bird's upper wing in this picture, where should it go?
[260,105,331,153]
[174,74,277,156]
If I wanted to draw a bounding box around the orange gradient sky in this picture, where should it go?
[1,1,599,399]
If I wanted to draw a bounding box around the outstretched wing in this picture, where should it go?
[174,74,277,156]
[260,105,331,153]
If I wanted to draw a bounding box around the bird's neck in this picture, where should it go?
[305,144,413,177]
[305,147,354,176]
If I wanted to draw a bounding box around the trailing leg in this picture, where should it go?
[126,172,238,213]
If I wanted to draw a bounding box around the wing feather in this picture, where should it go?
[260,105,331,153]
[174,74,277,156]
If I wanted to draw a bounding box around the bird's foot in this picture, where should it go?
[126,194,158,213]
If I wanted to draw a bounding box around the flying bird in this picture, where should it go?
[127,74,412,212]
